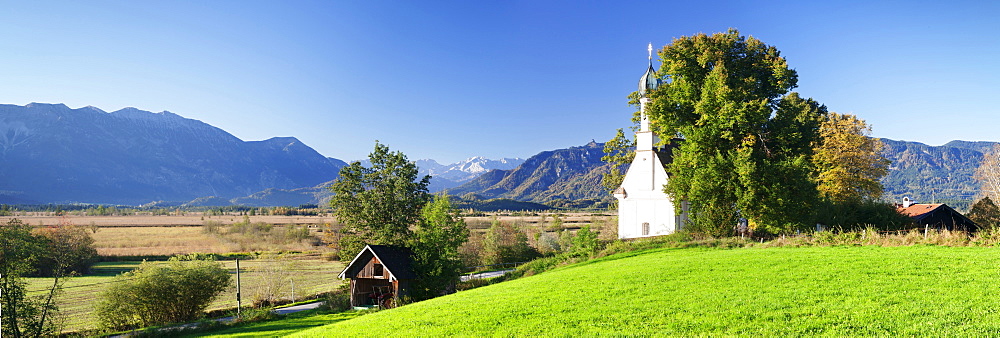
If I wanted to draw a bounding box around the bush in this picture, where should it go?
[323,290,352,312]
[570,225,600,256]
[479,218,540,266]
[95,255,232,331]
[968,197,1000,230]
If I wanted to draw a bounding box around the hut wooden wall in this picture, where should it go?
[354,257,390,279]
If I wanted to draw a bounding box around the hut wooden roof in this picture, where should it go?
[338,245,417,280]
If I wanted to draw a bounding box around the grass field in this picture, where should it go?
[180,310,364,337]
[27,257,345,333]
[292,245,1000,336]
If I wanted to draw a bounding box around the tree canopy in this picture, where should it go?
[644,29,823,235]
[967,197,1000,230]
[329,143,469,300]
[813,112,890,202]
[329,141,431,256]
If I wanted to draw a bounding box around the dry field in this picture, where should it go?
[3,212,616,257]
[5,214,336,227]
[464,212,618,239]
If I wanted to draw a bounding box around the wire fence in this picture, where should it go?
[25,258,345,334]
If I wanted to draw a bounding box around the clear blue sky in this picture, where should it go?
[1,1,998,163]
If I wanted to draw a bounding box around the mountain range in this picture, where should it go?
[444,141,611,204]
[0,103,346,205]
[416,157,523,192]
[0,103,994,209]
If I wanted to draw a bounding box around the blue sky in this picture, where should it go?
[1,1,998,163]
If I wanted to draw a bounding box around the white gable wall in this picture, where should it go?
[616,148,682,238]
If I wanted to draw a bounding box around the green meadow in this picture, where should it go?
[291,245,1000,336]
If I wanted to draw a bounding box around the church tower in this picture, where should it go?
[614,44,687,239]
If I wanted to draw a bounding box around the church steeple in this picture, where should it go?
[638,43,660,97]
[636,43,660,150]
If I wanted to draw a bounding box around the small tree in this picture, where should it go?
[1,218,59,338]
[480,218,539,266]
[968,197,1000,230]
[95,255,232,330]
[571,226,600,256]
[249,253,299,307]
[33,221,98,277]
[409,195,469,300]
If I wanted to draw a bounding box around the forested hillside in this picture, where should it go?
[444,141,611,207]
[880,138,993,208]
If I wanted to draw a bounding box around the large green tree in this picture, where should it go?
[645,29,823,235]
[329,141,431,257]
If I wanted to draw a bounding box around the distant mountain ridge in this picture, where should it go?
[444,141,611,205]
[0,103,345,205]
[415,157,523,192]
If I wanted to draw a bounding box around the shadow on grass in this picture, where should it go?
[181,310,363,337]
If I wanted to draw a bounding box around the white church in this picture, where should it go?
[614,45,689,239]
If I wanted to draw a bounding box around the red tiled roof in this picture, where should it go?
[897,203,943,218]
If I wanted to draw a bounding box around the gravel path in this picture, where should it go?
[460,269,514,282]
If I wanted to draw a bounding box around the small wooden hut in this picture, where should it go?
[338,245,416,308]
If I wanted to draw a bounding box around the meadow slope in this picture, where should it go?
[294,246,1000,336]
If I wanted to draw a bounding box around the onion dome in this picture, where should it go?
[638,62,661,96]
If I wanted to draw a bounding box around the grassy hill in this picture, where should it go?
[292,245,1000,336]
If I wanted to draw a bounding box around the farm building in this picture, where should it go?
[338,244,417,308]
[614,44,689,239]
[897,197,978,231]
